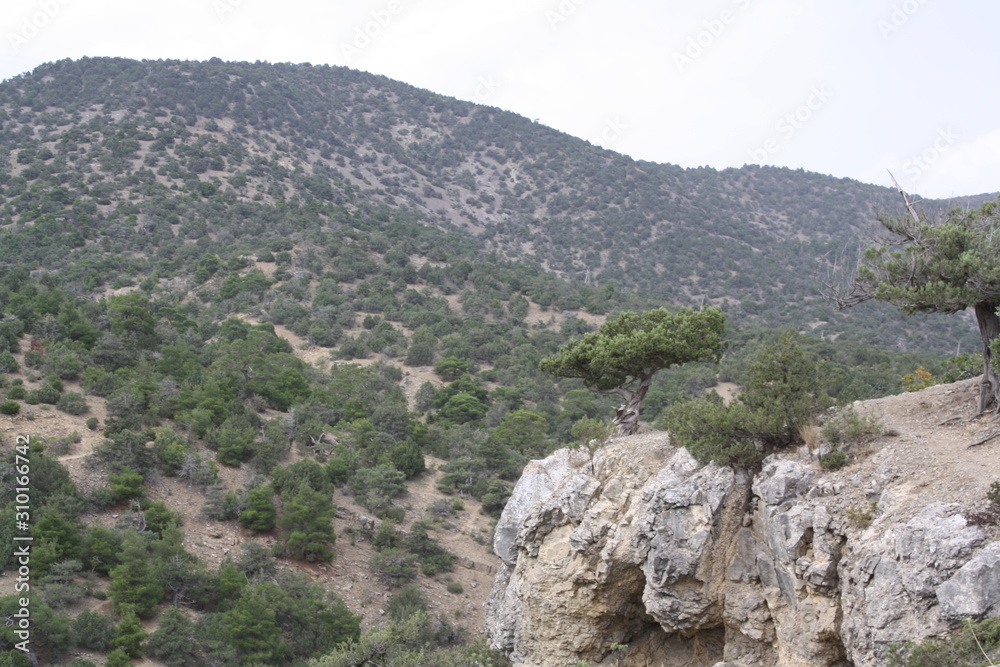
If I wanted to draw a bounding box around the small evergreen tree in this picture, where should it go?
[144,606,200,666]
[541,307,725,435]
[239,485,277,532]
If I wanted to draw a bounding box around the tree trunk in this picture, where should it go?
[974,303,1000,414]
[612,376,652,436]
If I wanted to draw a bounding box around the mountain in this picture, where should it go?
[0,57,993,666]
[0,56,992,352]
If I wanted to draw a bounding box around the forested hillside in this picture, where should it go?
[0,57,988,666]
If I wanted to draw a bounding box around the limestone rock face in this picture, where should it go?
[485,431,1000,667]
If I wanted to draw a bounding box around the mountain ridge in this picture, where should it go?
[1,56,993,352]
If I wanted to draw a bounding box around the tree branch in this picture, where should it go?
[887,170,921,224]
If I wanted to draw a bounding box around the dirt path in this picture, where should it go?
[851,377,1000,512]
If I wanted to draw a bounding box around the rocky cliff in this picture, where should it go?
[485,379,1000,666]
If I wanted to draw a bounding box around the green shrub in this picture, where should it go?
[372,520,400,552]
[0,400,20,415]
[821,406,884,447]
[819,450,849,470]
[887,617,1000,666]
[369,549,419,587]
[85,416,99,430]
[666,331,828,468]
[385,584,428,622]
[7,385,26,400]
[26,382,61,405]
[987,481,1000,507]
[71,609,114,650]
[845,503,877,528]
[446,581,464,595]
[56,391,88,415]
[377,505,406,523]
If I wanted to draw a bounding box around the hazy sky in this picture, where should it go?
[3,0,999,199]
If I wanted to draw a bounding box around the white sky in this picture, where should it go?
[3,0,999,199]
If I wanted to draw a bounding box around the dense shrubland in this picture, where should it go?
[0,57,987,665]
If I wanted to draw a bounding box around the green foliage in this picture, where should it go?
[272,459,331,496]
[31,511,81,575]
[0,401,19,415]
[389,440,426,478]
[207,575,359,665]
[279,485,336,561]
[542,307,726,393]
[143,500,179,535]
[56,391,88,415]
[369,548,420,587]
[108,533,165,617]
[819,450,849,470]
[25,381,61,405]
[887,618,1000,667]
[570,416,614,448]
[71,609,114,651]
[109,605,147,658]
[821,406,885,447]
[372,519,401,551]
[109,467,146,503]
[0,350,18,373]
[845,503,878,528]
[386,584,429,623]
[739,330,829,448]
[79,525,123,575]
[351,464,407,513]
[239,485,277,532]
[145,606,200,666]
[435,356,471,381]
[666,331,827,468]
[847,198,1000,410]
[541,307,726,434]
[405,520,455,576]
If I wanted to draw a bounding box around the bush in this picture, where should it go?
[71,609,114,650]
[386,584,428,622]
[85,416,100,430]
[26,383,61,405]
[0,400,20,415]
[369,549,419,587]
[372,520,400,551]
[819,450,849,470]
[7,385,26,400]
[821,406,884,447]
[666,331,828,468]
[887,617,1000,666]
[446,581,464,595]
[108,468,145,503]
[56,391,89,415]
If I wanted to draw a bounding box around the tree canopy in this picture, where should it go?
[540,307,726,435]
[839,196,1000,413]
